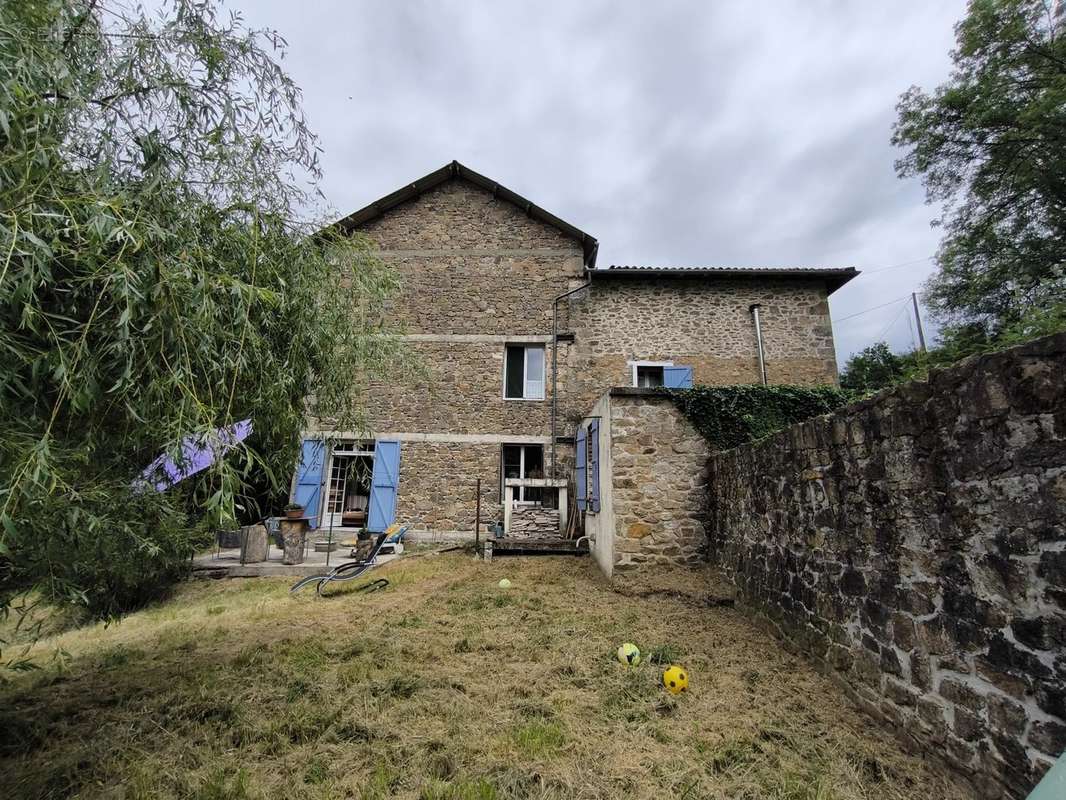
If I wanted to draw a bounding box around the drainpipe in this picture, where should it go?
[749,303,768,385]
[551,278,592,479]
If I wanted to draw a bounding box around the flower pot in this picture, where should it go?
[285,507,304,519]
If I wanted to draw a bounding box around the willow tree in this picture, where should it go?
[893,0,1066,344]
[0,1,408,619]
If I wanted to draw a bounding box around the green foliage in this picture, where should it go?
[645,643,682,665]
[510,720,566,757]
[846,302,1066,397]
[893,0,1066,334]
[0,2,413,623]
[839,342,908,394]
[669,385,852,451]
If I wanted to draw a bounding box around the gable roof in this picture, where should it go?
[590,265,859,294]
[331,160,600,267]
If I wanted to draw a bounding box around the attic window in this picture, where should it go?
[504,345,545,400]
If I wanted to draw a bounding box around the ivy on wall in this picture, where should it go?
[668,385,852,451]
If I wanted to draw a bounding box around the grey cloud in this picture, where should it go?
[239,0,967,365]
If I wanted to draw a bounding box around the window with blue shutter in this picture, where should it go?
[663,365,694,389]
[367,440,401,533]
[293,438,326,529]
[589,418,600,513]
[575,427,587,512]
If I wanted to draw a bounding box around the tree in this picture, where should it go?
[839,343,908,395]
[893,0,1066,337]
[0,1,411,621]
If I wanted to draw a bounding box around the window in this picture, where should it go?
[505,345,545,400]
[630,360,673,388]
[501,444,544,504]
[636,365,664,387]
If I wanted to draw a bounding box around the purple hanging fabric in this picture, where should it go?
[136,419,253,492]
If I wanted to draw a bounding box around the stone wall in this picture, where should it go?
[584,389,711,576]
[393,440,504,534]
[362,340,554,436]
[558,276,838,425]
[706,333,1066,798]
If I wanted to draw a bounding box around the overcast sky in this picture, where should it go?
[240,1,966,367]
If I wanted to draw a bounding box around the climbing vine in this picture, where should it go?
[668,385,852,451]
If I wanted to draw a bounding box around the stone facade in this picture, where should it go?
[706,333,1066,798]
[585,389,711,576]
[556,277,838,430]
[391,441,504,533]
[316,178,582,534]
[308,168,847,537]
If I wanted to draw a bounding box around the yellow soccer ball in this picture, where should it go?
[498,578,512,589]
[663,665,689,694]
[616,642,641,666]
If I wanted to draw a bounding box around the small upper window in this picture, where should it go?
[631,360,673,388]
[636,365,664,388]
[505,345,545,400]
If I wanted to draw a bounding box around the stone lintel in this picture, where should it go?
[402,334,553,344]
[308,430,550,445]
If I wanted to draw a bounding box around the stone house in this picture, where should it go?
[290,161,856,542]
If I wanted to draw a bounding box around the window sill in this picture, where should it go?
[503,396,545,402]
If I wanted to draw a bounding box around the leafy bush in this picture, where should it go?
[668,385,852,451]
[839,343,907,395]
[10,486,210,618]
[841,303,1066,398]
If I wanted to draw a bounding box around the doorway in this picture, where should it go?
[325,440,375,529]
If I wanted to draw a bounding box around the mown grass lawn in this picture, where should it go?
[1,552,970,800]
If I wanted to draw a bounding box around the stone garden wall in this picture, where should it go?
[706,333,1066,799]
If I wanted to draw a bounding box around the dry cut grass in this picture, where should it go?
[0,552,971,800]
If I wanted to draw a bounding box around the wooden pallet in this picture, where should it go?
[484,537,588,559]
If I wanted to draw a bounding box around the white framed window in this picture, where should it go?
[501,444,544,504]
[629,360,673,388]
[504,344,545,400]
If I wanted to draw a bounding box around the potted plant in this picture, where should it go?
[283,502,305,520]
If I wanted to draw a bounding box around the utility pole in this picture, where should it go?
[911,293,927,353]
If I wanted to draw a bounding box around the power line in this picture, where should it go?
[861,256,935,275]
[876,301,911,342]
[833,294,911,324]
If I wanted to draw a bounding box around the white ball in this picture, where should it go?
[498,578,512,589]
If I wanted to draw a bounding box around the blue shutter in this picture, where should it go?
[1026,752,1066,800]
[664,365,694,389]
[367,439,401,533]
[293,438,326,529]
[575,427,587,512]
[589,419,601,513]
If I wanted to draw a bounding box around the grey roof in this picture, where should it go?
[590,265,859,294]
[330,160,600,267]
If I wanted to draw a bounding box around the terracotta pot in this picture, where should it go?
[285,507,304,519]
